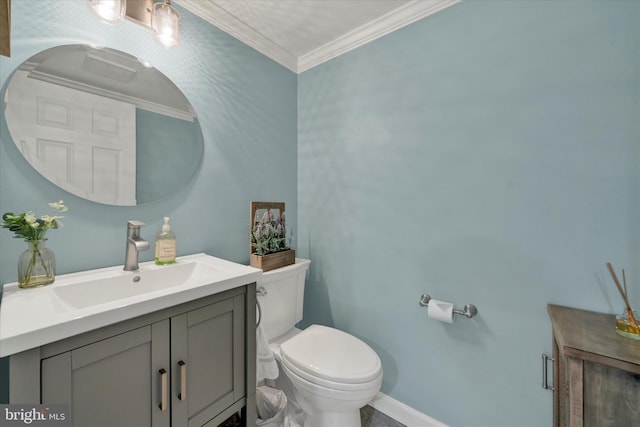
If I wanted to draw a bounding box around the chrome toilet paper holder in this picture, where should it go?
[419,294,478,319]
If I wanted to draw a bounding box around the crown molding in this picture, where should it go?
[298,0,461,73]
[176,0,460,74]
[176,0,299,72]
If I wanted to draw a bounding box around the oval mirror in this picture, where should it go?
[3,44,203,206]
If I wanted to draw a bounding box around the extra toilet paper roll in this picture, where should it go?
[428,299,454,324]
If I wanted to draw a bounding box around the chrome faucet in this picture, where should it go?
[124,220,149,271]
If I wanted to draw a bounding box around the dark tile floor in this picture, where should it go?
[361,405,406,427]
[218,405,405,426]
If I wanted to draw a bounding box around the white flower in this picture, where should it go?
[41,215,63,229]
[2,202,70,241]
[48,200,68,212]
[24,212,39,228]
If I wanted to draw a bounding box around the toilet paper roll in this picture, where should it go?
[427,299,454,324]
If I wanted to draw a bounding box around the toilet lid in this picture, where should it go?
[280,325,382,384]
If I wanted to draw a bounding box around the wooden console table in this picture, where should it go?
[548,304,640,427]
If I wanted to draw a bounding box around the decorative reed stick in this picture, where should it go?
[606,263,638,327]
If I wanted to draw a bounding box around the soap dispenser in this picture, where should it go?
[155,217,176,265]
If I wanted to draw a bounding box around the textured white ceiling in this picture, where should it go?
[205,1,412,57]
[175,0,460,72]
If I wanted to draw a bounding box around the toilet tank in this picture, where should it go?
[257,258,311,341]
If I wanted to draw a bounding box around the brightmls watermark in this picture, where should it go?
[0,405,69,426]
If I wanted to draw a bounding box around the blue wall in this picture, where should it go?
[0,0,297,401]
[297,1,639,426]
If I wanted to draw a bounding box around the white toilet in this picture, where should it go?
[257,258,383,427]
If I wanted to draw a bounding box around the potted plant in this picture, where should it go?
[250,202,295,272]
[1,200,68,288]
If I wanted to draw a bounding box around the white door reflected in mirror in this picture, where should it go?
[2,44,204,206]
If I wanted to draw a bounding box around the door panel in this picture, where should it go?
[171,296,245,427]
[41,322,170,427]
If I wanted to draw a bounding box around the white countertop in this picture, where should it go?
[0,253,262,357]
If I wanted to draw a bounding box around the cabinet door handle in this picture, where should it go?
[541,354,554,390]
[159,368,168,411]
[178,360,187,401]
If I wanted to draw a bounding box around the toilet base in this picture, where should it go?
[306,409,361,427]
[280,360,381,427]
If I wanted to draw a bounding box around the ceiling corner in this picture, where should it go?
[176,0,461,74]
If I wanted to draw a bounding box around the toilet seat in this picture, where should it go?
[280,325,382,391]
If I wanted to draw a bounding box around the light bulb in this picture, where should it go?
[87,0,126,25]
[152,1,180,48]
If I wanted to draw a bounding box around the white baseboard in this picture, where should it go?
[369,392,448,427]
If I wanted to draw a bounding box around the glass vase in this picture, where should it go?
[18,239,56,288]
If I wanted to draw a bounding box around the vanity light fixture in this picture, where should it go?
[87,0,180,49]
[152,0,180,48]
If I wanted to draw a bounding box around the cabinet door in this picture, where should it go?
[41,321,170,427]
[171,295,245,427]
[583,360,640,426]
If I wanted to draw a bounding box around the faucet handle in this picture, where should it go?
[128,220,145,228]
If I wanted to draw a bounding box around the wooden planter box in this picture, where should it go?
[250,249,295,272]
[250,201,295,272]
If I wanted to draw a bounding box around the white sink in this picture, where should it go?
[53,261,228,309]
[0,253,262,357]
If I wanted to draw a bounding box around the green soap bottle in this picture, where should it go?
[155,217,176,265]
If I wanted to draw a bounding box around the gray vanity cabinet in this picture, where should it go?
[41,321,170,427]
[10,286,256,427]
